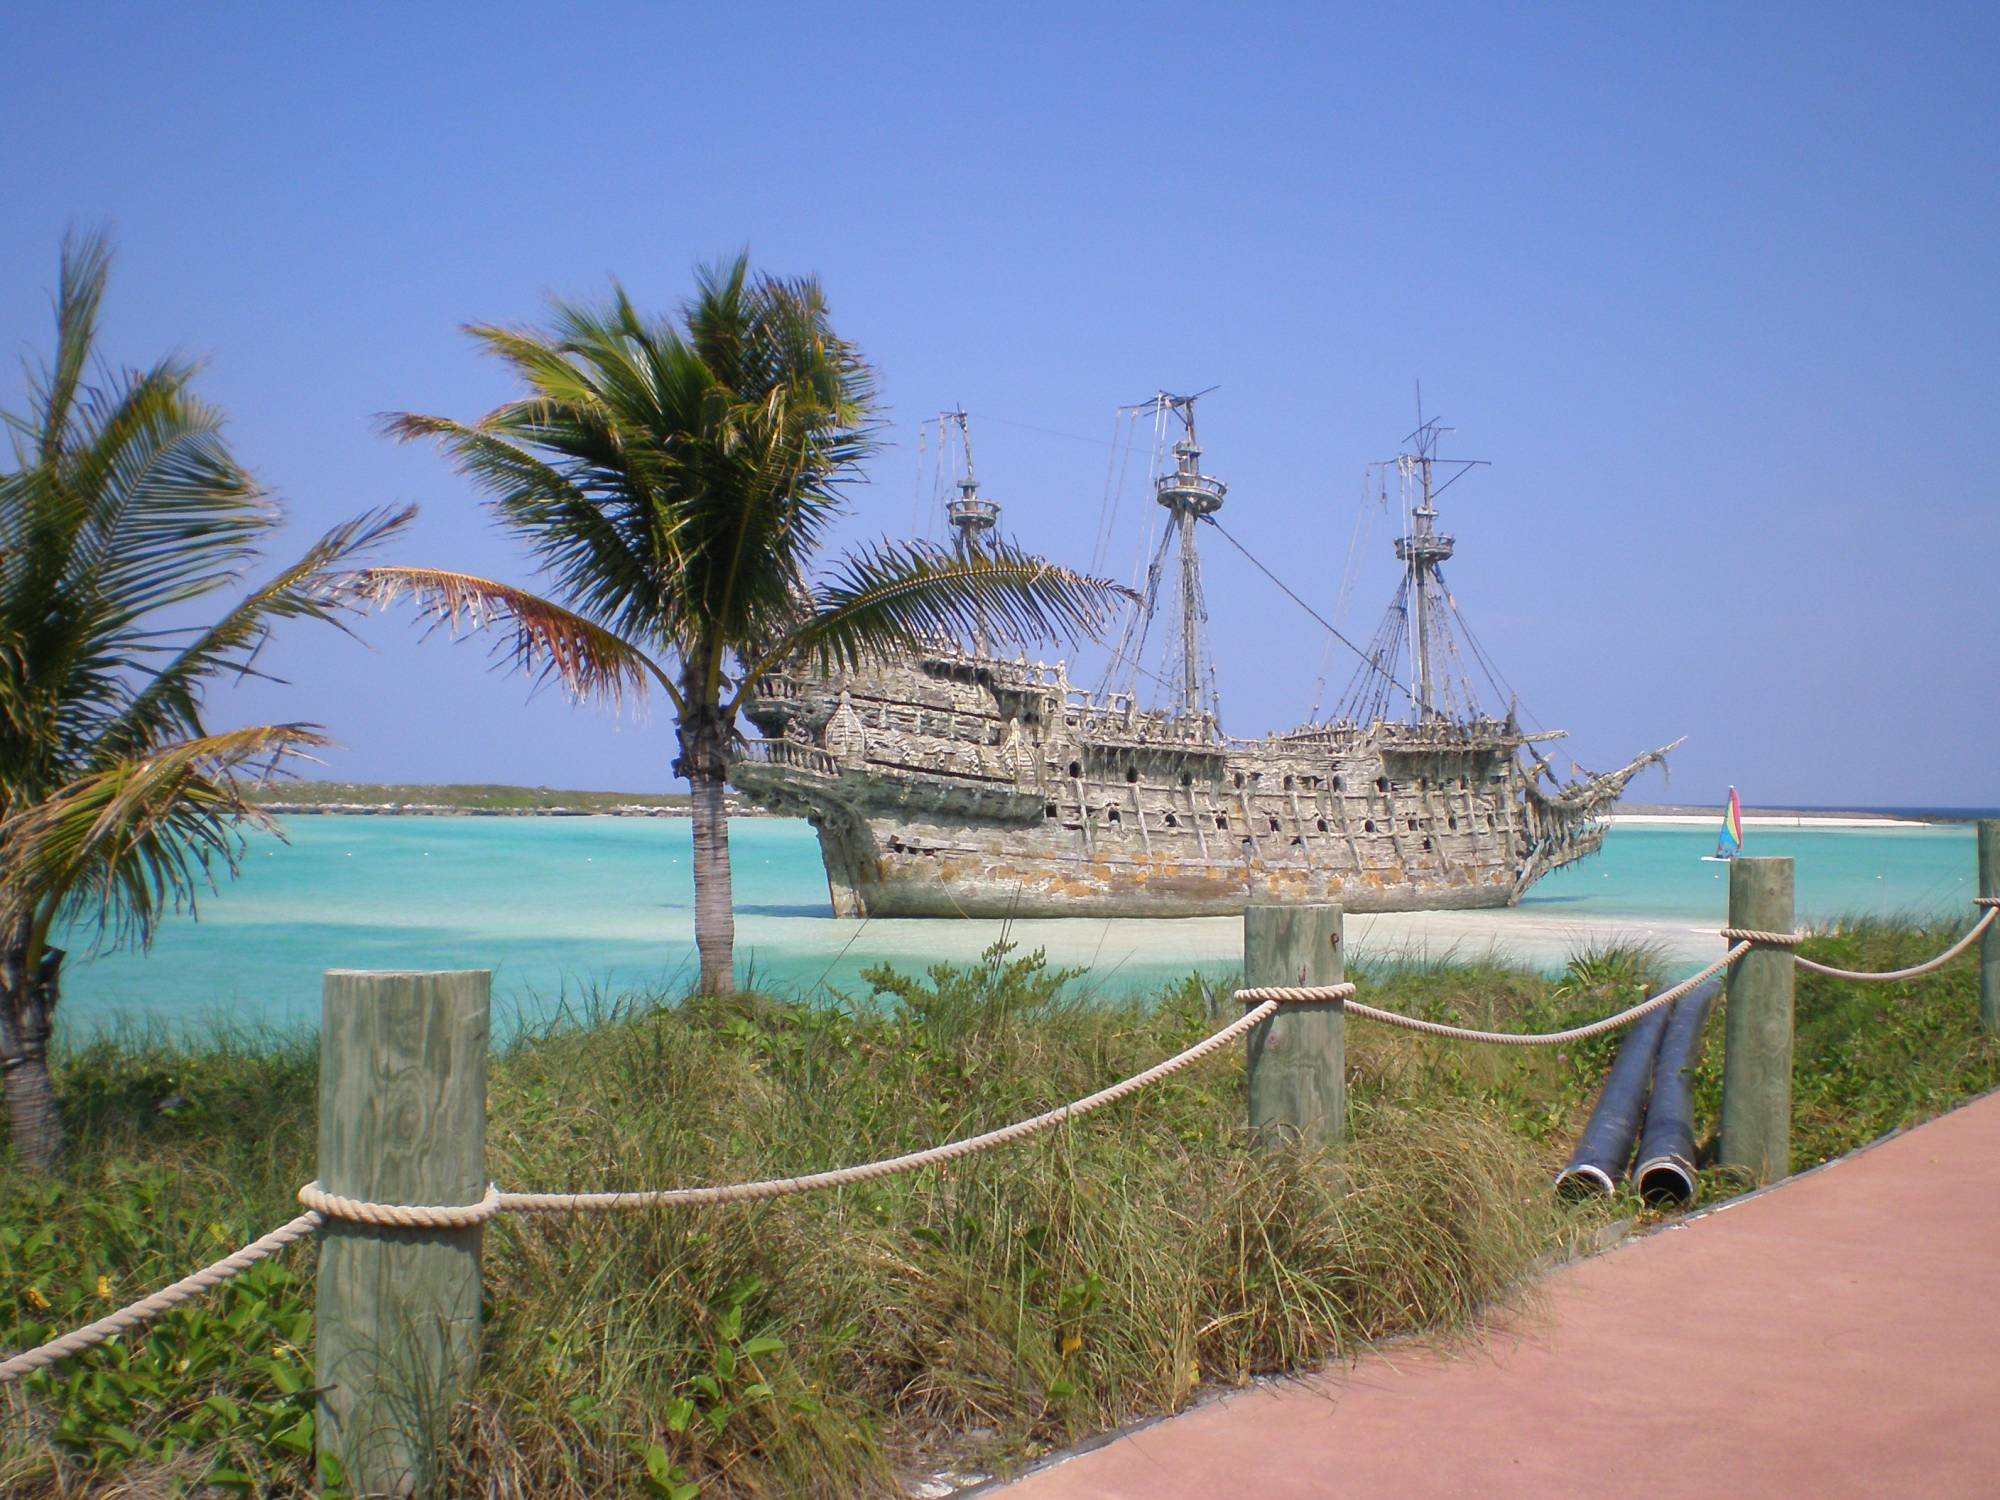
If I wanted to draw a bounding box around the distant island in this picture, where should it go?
[1615,804,1952,827]
[247,782,766,817]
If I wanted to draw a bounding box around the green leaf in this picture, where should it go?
[96,1423,144,1455]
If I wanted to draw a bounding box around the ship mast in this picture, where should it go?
[942,408,998,553]
[939,407,1000,652]
[1392,413,1485,723]
[1151,393,1226,719]
[1334,404,1495,727]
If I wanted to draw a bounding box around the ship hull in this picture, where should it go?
[733,647,1660,921]
[803,808,1537,918]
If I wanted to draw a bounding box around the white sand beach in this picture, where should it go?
[1609,813,1931,829]
[740,905,1721,988]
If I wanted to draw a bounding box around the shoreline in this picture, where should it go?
[254,785,1961,828]
[1606,812,1933,829]
[264,804,1930,828]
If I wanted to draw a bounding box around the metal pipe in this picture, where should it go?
[1554,1002,1672,1200]
[1635,978,1723,1207]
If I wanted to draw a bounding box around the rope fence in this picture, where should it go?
[500,994,1283,1215]
[4,885,1995,1423]
[1341,946,1746,1047]
[0,1212,323,1385]
[1723,903,1998,984]
[0,999,1277,1384]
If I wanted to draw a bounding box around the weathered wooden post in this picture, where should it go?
[1244,902,1345,1145]
[1978,820,1999,1034]
[1720,859,1794,1186]
[317,970,490,1497]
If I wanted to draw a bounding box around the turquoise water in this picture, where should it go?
[56,816,1980,1039]
[1525,823,1980,921]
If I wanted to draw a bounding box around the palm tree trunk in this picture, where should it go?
[679,704,737,995]
[688,770,736,994]
[0,936,65,1173]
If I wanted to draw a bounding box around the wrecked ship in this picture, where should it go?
[734,397,1676,918]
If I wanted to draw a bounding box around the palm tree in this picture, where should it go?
[363,258,1128,994]
[0,233,411,1171]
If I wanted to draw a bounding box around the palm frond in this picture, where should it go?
[380,409,675,647]
[94,506,415,763]
[26,229,113,467]
[394,264,880,708]
[0,723,328,946]
[59,374,273,623]
[746,539,1133,705]
[354,566,674,711]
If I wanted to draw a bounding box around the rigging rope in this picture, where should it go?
[1437,563,1539,729]
[1200,514,1427,714]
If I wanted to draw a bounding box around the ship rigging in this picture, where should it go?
[731,392,1679,921]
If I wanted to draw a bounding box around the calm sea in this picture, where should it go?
[56,815,1983,1040]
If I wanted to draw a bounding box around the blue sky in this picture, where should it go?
[4,3,1995,807]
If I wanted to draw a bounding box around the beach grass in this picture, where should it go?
[1,923,1993,1496]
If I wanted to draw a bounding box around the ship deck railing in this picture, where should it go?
[735,738,841,777]
[755,674,804,702]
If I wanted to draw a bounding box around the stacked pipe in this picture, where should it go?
[1634,979,1720,1205]
[1555,978,1722,1205]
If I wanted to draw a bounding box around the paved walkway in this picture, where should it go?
[997,1093,2000,1499]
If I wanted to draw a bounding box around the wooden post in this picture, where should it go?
[1979,821,1999,1035]
[1244,903,1345,1146]
[317,971,490,1497]
[1720,859,1794,1186]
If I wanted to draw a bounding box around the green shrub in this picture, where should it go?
[0,1169,320,1490]
[2,924,1988,1496]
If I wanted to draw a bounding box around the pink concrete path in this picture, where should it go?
[997,1093,2000,1500]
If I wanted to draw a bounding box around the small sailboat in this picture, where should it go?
[1702,786,1744,862]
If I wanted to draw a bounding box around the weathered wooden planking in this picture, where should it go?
[1721,860,1795,1186]
[1244,903,1346,1146]
[317,970,489,1497]
[1979,821,1998,1035]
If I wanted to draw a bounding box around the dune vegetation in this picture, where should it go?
[2,921,1993,1497]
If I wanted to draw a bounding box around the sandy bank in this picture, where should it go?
[1609,813,1930,829]
[738,904,1721,985]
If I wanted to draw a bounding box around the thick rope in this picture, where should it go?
[1791,905,1998,982]
[502,1000,1281,1213]
[0,1212,322,1385]
[1235,983,1356,1005]
[1721,926,1806,947]
[297,1181,502,1229]
[1338,946,1748,1047]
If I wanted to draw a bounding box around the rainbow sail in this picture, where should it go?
[1714,786,1743,861]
